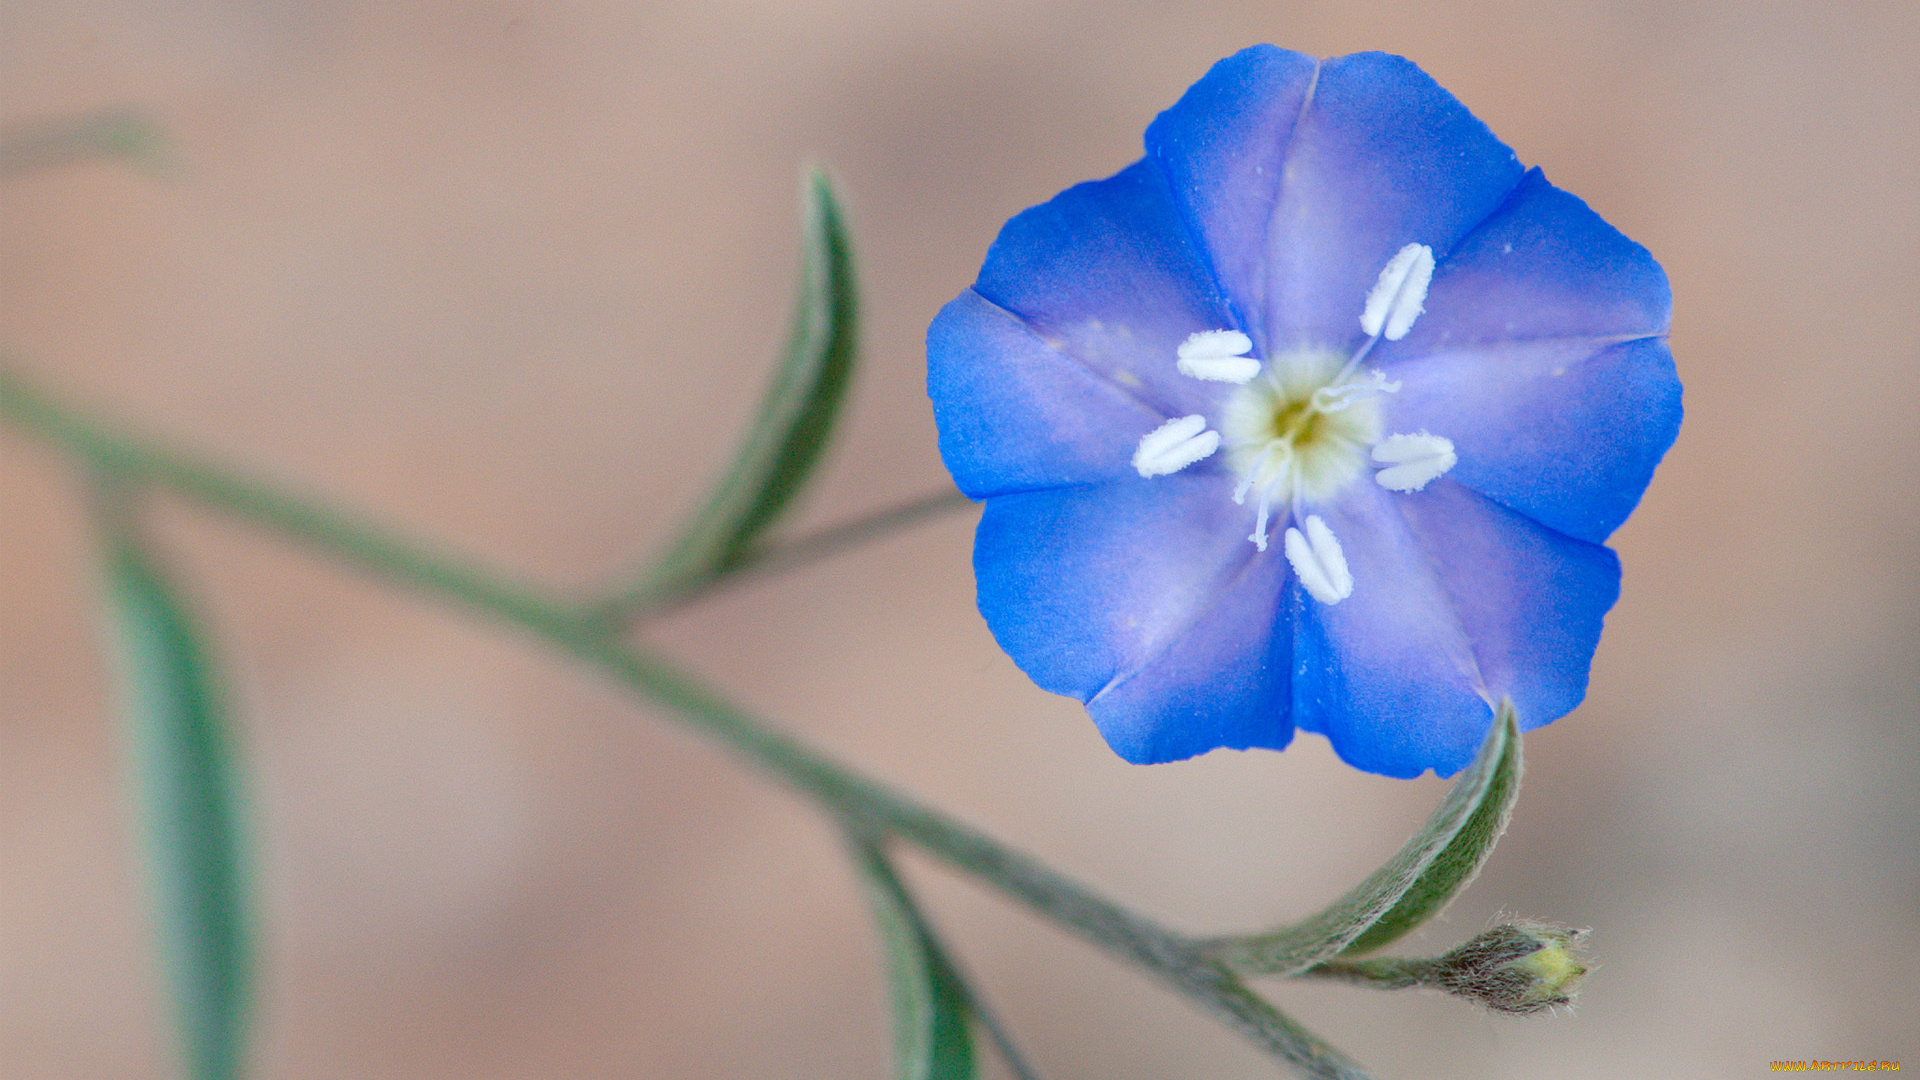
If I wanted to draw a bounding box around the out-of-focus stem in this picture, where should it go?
[0,366,1373,1080]
[597,485,976,623]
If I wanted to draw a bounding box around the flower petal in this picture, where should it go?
[929,290,1168,498]
[1380,335,1681,543]
[1087,551,1294,764]
[1295,478,1625,777]
[973,476,1292,764]
[971,159,1242,420]
[1262,53,1527,350]
[1144,45,1321,349]
[1395,480,1621,739]
[1389,168,1672,348]
[1291,483,1491,778]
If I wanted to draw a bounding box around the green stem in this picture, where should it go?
[1294,957,1440,992]
[599,485,977,622]
[0,366,1369,1080]
[0,369,567,635]
[0,109,162,177]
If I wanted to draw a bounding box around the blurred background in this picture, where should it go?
[3,1,1916,1077]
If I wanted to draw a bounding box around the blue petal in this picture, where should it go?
[972,159,1241,421]
[1262,53,1527,350]
[1367,168,1680,542]
[1395,480,1621,741]
[1087,547,1294,764]
[973,476,1292,763]
[1295,479,1624,777]
[1145,45,1320,349]
[929,290,1167,499]
[1380,335,1681,543]
[1292,483,1490,778]
[1387,168,1671,348]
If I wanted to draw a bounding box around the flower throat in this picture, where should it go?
[1127,243,1459,605]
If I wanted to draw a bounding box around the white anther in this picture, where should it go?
[1176,329,1261,384]
[1371,432,1457,492]
[1360,243,1435,341]
[1284,515,1353,604]
[1132,414,1220,478]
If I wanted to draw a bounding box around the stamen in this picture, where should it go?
[1176,329,1261,384]
[1228,440,1290,507]
[1132,414,1220,478]
[1284,514,1354,604]
[1372,432,1457,492]
[1249,491,1272,551]
[1359,243,1435,342]
[1232,443,1280,505]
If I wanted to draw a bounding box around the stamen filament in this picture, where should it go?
[1337,243,1433,384]
[1233,443,1282,505]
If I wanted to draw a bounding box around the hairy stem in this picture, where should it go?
[600,484,977,622]
[1295,957,1440,992]
[1,366,1371,1080]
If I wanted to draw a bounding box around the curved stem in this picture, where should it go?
[597,485,976,623]
[1,366,1371,1080]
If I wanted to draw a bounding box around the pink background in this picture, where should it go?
[4,2,1916,1077]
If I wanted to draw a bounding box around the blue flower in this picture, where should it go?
[927,47,1680,778]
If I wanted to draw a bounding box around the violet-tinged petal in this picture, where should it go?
[972,159,1241,420]
[929,290,1167,499]
[1395,480,1621,738]
[1291,483,1491,778]
[1387,168,1672,349]
[1145,45,1320,349]
[1263,53,1526,350]
[1088,548,1295,764]
[1380,335,1681,543]
[974,475,1292,763]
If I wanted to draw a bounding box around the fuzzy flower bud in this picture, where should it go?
[1433,921,1590,1015]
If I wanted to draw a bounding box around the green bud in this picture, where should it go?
[1433,921,1589,1015]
